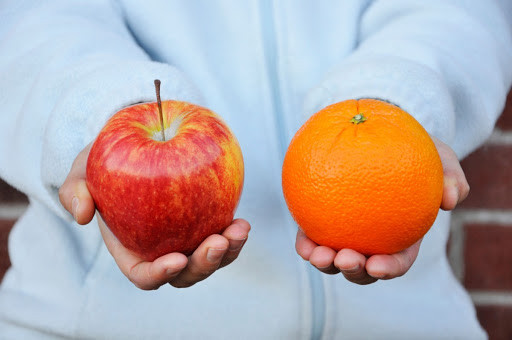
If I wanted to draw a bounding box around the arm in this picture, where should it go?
[299,0,512,284]
[0,0,249,289]
[304,0,512,159]
[0,0,203,219]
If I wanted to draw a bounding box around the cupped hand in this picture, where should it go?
[59,143,251,290]
[296,136,470,285]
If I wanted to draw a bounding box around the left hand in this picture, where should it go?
[295,136,470,285]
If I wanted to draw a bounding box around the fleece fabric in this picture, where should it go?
[0,0,511,339]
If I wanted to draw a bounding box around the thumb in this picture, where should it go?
[58,143,95,225]
[431,136,470,211]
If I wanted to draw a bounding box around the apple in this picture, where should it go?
[86,81,244,261]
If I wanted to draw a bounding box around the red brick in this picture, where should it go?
[476,305,512,340]
[0,220,15,282]
[496,90,512,130]
[459,145,512,209]
[464,224,512,290]
[0,179,27,203]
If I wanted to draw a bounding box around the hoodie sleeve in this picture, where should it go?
[304,0,512,159]
[0,0,204,220]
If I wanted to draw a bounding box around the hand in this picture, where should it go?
[59,143,251,290]
[296,136,470,285]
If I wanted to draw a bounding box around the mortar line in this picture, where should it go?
[0,203,28,220]
[486,129,512,145]
[448,213,465,281]
[470,290,512,306]
[452,210,512,225]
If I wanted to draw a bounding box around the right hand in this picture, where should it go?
[295,136,470,285]
[58,143,251,290]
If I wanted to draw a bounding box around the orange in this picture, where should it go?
[282,99,443,255]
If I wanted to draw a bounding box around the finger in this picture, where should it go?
[58,143,95,225]
[431,136,470,211]
[365,238,422,280]
[97,215,188,290]
[309,246,339,274]
[295,229,317,261]
[219,219,251,268]
[128,253,189,290]
[169,234,229,288]
[441,172,470,211]
[334,249,377,285]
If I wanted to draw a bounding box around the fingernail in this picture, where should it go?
[342,264,360,274]
[370,272,386,279]
[166,268,180,276]
[317,264,332,270]
[229,238,247,252]
[368,265,387,279]
[72,197,79,221]
[207,248,226,262]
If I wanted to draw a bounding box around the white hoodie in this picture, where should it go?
[0,1,511,339]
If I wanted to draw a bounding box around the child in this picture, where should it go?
[1,1,511,338]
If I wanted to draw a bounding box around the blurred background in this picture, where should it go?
[0,92,511,339]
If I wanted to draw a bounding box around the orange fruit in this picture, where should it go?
[282,99,443,255]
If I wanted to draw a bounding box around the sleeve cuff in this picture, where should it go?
[303,55,457,148]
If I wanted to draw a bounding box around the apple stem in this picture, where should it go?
[154,79,165,141]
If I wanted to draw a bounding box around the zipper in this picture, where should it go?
[258,2,326,339]
[259,0,288,160]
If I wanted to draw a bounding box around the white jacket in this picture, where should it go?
[0,1,511,339]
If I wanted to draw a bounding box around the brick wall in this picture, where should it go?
[448,91,512,340]
[0,180,27,282]
[0,94,511,338]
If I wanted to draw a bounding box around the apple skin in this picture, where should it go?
[86,100,244,261]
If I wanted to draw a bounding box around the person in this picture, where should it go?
[0,1,511,339]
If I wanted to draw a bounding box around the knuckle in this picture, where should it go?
[58,185,71,207]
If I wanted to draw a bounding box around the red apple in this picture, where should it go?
[86,99,244,261]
